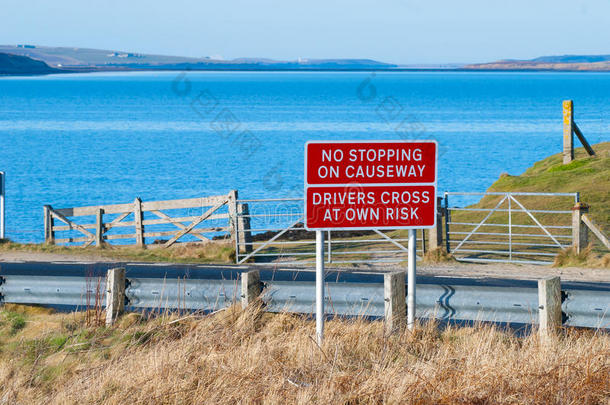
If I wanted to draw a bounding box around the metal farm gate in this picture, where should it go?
[233,197,427,266]
[444,192,578,265]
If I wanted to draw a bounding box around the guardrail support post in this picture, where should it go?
[563,100,574,164]
[105,267,126,326]
[133,198,144,247]
[572,202,589,253]
[241,270,261,309]
[538,276,561,342]
[384,271,406,334]
[428,197,444,250]
[43,205,55,245]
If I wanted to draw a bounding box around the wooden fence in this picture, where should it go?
[43,190,251,248]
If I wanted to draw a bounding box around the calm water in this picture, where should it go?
[0,71,608,242]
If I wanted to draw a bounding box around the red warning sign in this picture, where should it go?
[305,140,437,230]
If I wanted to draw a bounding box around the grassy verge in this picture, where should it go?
[0,304,608,404]
[0,240,235,264]
[488,142,609,233]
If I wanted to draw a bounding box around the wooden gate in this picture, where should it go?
[44,191,241,248]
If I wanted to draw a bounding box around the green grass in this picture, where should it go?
[488,142,609,231]
[442,142,609,265]
[0,311,27,335]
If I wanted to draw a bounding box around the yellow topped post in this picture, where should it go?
[563,100,574,164]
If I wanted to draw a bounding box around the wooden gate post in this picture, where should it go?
[428,197,444,250]
[133,198,144,247]
[538,276,562,343]
[227,189,239,243]
[241,270,261,309]
[572,202,589,253]
[384,271,406,334]
[105,267,126,326]
[237,203,253,254]
[563,100,574,164]
[95,208,105,247]
[43,205,55,245]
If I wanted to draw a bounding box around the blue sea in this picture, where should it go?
[0,71,608,242]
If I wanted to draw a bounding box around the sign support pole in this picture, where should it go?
[306,141,436,336]
[407,229,416,330]
[315,230,325,345]
[0,172,4,240]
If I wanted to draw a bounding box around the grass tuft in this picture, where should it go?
[7,313,26,334]
[423,247,455,263]
[554,245,610,268]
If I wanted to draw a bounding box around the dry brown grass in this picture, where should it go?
[423,247,455,264]
[553,245,610,268]
[1,304,609,404]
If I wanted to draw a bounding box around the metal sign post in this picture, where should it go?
[0,171,5,240]
[407,229,416,329]
[305,140,437,342]
[315,230,325,345]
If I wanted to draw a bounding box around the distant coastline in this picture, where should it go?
[2,45,610,76]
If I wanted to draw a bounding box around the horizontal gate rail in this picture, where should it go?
[449,222,572,229]
[448,231,572,239]
[448,240,571,248]
[449,208,573,214]
[444,192,579,197]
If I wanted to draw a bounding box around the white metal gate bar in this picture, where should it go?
[453,195,508,252]
[373,229,409,253]
[508,195,564,249]
[237,215,304,264]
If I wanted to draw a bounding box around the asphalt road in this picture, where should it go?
[1,260,608,291]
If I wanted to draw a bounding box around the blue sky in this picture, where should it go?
[2,0,609,64]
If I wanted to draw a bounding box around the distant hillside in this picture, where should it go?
[4,45,609,73]
[530,55,610,64]
[464,54,610,71]
[0,53,58,75]
[0,45,397,71]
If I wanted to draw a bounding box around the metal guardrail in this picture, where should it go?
[445,192,579,265]
[1,265,607,329]
[126,277,238,310]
